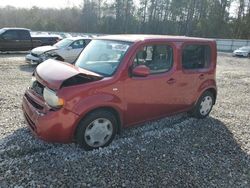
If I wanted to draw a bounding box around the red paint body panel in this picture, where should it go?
[22,35,217,143]
[22,90,79,142]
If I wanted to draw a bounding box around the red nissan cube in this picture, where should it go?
[22,35,217,150]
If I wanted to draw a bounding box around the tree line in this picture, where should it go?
[0,0,249,39]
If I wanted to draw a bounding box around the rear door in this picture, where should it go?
[179,43,213,106]
[17,30,32,50]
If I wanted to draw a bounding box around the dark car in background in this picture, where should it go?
[0,28,61,52]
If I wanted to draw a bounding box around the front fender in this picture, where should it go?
[71,93,124,121]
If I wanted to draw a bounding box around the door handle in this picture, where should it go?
[167,78,176,84]
[199,74,205,79]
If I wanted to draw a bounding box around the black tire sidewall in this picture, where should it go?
[75,110,117,150]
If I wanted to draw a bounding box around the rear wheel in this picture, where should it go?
[190,91,214,119]
[75,110,117,150]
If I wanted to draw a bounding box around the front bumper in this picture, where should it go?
[22,90,79,143]
[25,54,43,64]
[233,52,248,57]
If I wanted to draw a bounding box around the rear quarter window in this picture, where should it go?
[18,30,30,40]
[182,45,211,70]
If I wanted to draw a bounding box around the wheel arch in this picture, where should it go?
[206,87,217,104]
[196,87,217,106]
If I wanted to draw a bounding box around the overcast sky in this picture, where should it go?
[0,0,238,16]
[0,0,83,9]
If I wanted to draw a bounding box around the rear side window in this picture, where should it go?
[70,40,86,49]
[18,30,30,40]
[133,44,173,74]
[182,45,211,69]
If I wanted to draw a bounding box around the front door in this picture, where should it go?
[123,43,183,126]
[0,30,20,51]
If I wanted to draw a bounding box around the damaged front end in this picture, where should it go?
[29,59,103,110]
[35,59,103,90]
[61,74,102,88]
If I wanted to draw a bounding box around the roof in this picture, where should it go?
[66,36,92,40]
[1,27,31,31]
[32,34,62,38]
[96,34,215,43]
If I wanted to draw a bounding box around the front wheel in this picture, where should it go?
[190,91,215,119]
[75,110,117,150]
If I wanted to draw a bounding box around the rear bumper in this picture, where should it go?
[22,90,79,143]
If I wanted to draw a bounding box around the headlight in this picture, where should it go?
[43,87,64,108]
[30,76,36,87]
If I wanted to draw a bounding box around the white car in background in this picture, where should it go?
[26,37,92,64]
[233,46,250,58]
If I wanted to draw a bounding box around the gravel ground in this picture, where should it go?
[0,52,250,187]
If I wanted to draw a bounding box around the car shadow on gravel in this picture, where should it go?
[1,116,250,187]
[19,64,37,73]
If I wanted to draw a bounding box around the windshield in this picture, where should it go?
[0,29,5,35]
[53,38,73,48]
[75,40,132,76]
[239,46,250,51]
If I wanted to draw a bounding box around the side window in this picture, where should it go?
[2,30,19,40]
[85,39,91,45]
[182,45,211,70]
[18,31,30,40]
[133,44,173,74]
[70,40,86,49]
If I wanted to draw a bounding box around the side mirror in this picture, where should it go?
[132,65,150,77]
[66,46,73,50]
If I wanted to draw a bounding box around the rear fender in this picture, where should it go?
[194,79,217,106]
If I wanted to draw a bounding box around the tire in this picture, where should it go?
[75,110,118,150]
[189,91,215,119]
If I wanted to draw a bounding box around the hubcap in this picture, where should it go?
[84,118,113,147]
[200,96,213,116]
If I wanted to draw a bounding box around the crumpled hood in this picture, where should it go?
[35,59,103,90]
[31,45,58,55]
